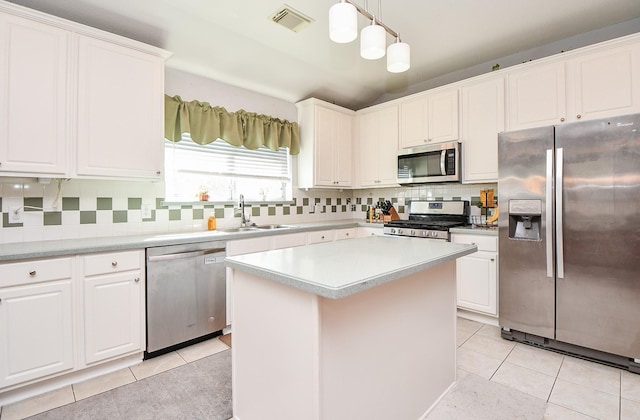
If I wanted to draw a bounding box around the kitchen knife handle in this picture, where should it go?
[556,148,564,279]
[546,149,553,278]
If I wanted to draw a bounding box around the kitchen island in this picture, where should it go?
[225,235,477,420]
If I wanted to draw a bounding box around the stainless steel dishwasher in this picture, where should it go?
[146,241,226,356]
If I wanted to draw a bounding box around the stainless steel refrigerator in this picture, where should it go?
[498,113,640,371]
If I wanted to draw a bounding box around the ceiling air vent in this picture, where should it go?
[271,5,313,32]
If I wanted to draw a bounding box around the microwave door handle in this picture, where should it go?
[440,150,447,175]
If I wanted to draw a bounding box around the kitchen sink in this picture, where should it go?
[218,227,257,233]
[255,224,291,229]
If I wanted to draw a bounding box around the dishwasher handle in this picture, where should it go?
[147,248,225,262]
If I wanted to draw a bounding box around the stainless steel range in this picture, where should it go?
[383,200,470,240]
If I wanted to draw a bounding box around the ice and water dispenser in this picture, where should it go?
[508,199,542,241]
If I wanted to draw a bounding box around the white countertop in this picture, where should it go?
[0,220,382,262]
[225,236,477,299]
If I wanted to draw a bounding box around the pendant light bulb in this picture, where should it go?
[329,0,358,43]
[360,18,386,60]
[387,37,410,73]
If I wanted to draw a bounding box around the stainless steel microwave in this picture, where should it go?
[397,141,461,184]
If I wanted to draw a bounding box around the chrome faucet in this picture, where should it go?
[238,194,248,227]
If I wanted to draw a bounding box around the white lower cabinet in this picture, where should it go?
[0,251,145,393]
[0,257,74,389]
[451,234,498,317]
[81,250,144,365]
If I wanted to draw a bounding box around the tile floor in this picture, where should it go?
[0,338,230,420]
[2,319,640,419]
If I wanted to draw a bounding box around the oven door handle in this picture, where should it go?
[440,150,447,175]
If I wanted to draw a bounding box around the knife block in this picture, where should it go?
[382,207,401,222]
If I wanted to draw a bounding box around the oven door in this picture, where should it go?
[397,142,461,184]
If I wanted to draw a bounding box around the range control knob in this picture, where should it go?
[410,229,416,236]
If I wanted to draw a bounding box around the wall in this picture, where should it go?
[0,68,495,245]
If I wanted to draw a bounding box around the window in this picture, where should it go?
[164,134,292,202]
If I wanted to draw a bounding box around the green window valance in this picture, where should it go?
[164,94,300,155]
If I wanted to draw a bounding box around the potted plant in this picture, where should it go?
[197,185,209,201]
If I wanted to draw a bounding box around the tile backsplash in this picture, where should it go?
[0,178,496,244]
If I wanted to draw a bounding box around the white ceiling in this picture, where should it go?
[9,0,640,110]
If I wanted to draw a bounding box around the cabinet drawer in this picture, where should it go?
[83,250,142,276]
[307,230,335,244]
[334,228,356,241]
[451,234,497,252]
[0,257,73,288]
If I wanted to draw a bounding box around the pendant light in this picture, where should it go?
[387,36,410,73]
[360,17,386,60]
[329,0,358,43]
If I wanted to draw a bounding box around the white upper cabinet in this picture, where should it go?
[76,36,165,179]
[0,13,69,176]
[399,88,459,148]
[356,105,399,188]
[508,39,640,131]
[567,43,640,122]
[507,62,567,130]
[296,98,354,189]
[0,3,170,180]
[461,76,505,183]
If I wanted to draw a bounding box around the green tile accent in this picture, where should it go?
[204,204,215,209]
[62,197,79,211]
[97,197,112,210]
[181,204,193,209]
[193,209,204,219]
[435,196,444,200]
[214,208,224,218]
[283,207,290,216]
[3,213,23,227]
[113,210,128,223]
[391,197,398,203]
[315,197,321,204]
[331,205,337,213]
[356,197,361,204]
[268,207,276,216]
[297,206,303,215]
[251,207,260,217]
[44,212,62,225]
[128,198,142,210]
[156,198,168,209]
[169,209,181,220]
[341,205,347,212]
[325,198,331,205]
[24,197,43,211]
[452,196,461,201]
[361,205,368,211]
[367,197,373,205]
[224,204,234,208]
[337,198,342,205]
[399,206,405,213]
[303,198,309,206]
[80,211,96,224]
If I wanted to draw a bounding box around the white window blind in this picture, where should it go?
[164,134,292,202]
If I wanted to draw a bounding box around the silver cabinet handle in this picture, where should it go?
[134,277,140,283]
[29,270,36,276]
[490,258,495,262]
[546,149,554,278]
[111,261,118,267]
[560,117,565,122]
[576,114,582,119]
[556,148,565,279]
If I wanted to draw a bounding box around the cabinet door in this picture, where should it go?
[313,106,336,186]
[307,230,335,244]
[334,228,356,240]
[456,252,497,316]
[357,111,380,187]
[568,44,640,121]
[461,77,505,183]
[271,232,308,250]
[377,106,400,185]
[0,14,69,176]
[0,280,74,387]
[333,111,353,186]
[508,62,567,130]
[399,95,428,148]
[83,271,142,364]
[76,35,164,179]
[356,227,384,237]
[427,89,459,143]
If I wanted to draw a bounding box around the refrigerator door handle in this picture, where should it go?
[556,147,564,279]
[546,149,554,278]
